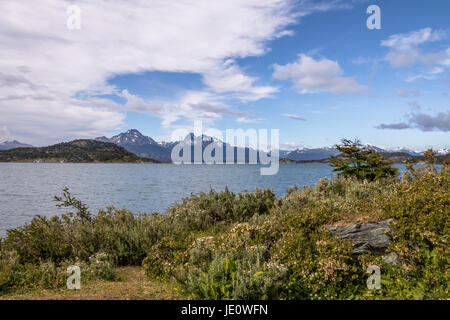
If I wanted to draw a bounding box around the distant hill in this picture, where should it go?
[0,139,161,163]
[280,144,449,162]
[280,151,450,164]
[0,140,33,150]
[282,147,339,161]
[381,152,450,164]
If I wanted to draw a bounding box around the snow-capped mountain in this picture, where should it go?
[366,145,449,156]
[94,129,449,162]
[0,140,33,150]
[437,148,450,156]
[279,144,449,161]
[182,133,224,147]
[282,147,339,161]
[371,146,423,156]
[95,130,170,162]
[111,129,157,146]
[95,129,258,163]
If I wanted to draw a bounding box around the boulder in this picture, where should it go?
[328,219,393,255]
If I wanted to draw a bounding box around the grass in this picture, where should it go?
[0,266,179,300]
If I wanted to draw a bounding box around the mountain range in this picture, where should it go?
[2,129,448,162]
[95,129,260,163]
[95,129,449,162]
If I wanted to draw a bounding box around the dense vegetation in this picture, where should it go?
[280,151,450,165]
[0,160,448,299]
[0,139,160,163]
[330,138,399,181]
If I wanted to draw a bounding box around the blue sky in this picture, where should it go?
[1,0,449,150]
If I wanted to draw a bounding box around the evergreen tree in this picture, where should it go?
[330,138,399,181]
[423,148,437,172]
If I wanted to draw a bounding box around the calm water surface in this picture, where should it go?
[0,163,416,236]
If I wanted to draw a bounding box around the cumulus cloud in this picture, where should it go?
[381,28,449,69]
[120,89,259,127]
[376,110,450,132]
[282,113,306,121]
[2,0,325,144]
[409,111,450,132]
[202,62,279,102]
[272,54,367,94]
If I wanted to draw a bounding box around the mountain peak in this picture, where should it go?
[125,129,142,135]
[97,129,157,146]
[0,140,34,150]
[1,140,20,145]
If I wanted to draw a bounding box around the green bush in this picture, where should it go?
[165,187,276,234]
[181,249,286,300]
[1,165,448,299]
[142,236,188,279]
[0,249,117,295]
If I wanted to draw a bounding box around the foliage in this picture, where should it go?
[423,148,437,166]
[0,163,448,299]
[0,139,159,163]
[142,236,188,279]
[0,249,116,295]
[177,225,286,300]
[330,138,399,181]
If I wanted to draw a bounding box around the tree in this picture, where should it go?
[423,148,437,165]
[423,148,438,173]
[330,138,399,181]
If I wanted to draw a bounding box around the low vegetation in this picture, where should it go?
[0,143,448,299]
[0,139,160,163]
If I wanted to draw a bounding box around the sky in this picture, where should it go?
[0,0,449,150]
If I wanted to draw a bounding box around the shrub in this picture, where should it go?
[1,166,448,299]
[181,249,286,300]
[164,187,276,234]
[142,236,188,279]
[174,222,286,300]
[0,249,117,295]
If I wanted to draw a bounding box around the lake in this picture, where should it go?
[0,162,420,237]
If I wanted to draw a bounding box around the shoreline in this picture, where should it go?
[0,160,432,165]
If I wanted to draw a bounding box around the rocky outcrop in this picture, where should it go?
[328,219,393,255]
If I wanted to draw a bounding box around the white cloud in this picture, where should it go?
[0,0,307,144]
[0,0,357,144]
[406,74,436,82]
[381,28,449,68]
[381,27,443,51]
[430,67,444,74]
[272,54,367,94]
[201,62,278,101]
[120,89,260,127]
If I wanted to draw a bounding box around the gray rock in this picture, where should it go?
[382,252,399,265]
[328,219,393,254]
